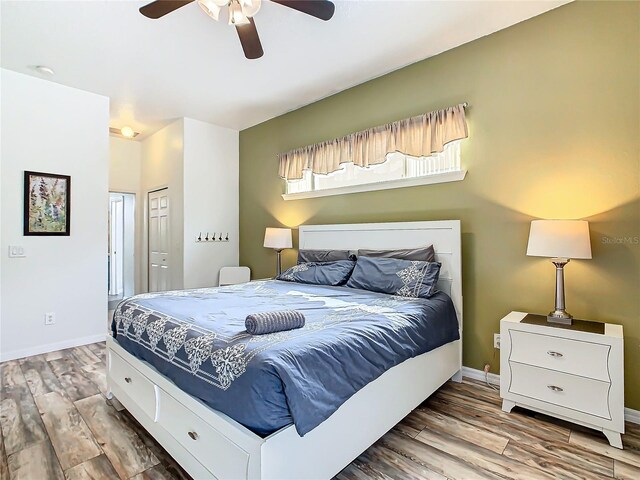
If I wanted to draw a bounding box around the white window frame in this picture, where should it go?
[282,140,466,201]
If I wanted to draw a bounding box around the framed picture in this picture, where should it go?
[23,171,71,236]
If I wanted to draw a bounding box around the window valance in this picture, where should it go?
[278,103,468,180]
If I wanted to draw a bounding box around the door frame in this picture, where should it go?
[146,186,170,293]
[109,190,137,298]
[109,194,124,296]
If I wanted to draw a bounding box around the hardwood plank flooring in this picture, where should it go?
[75,394,159,479]
[34,391,101,470]
[18,355,65,398]
[0,363,47,456]
[64,454,120,480]
[131,464,177,480]
[6,440,64,480]
[48,357,100,402]
[1,342,639,479]
[614,460,640,480]
[0,428,8,480]
[65,346,102,367]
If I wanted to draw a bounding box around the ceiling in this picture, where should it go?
[1,0,568,138]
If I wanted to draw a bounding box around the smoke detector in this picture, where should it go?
[33,65,55,76]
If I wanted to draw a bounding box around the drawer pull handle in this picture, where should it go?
[188,431,199,441]
[124,377,132,384]
[547,385,564,392]
[547,351,563,358]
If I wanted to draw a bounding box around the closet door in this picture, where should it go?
[148,188,170,292]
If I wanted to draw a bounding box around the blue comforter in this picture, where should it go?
[111,280,459,436]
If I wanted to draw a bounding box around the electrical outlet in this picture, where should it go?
[44,312,56,325]
[494,333,501,349]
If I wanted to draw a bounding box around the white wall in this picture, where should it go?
[138,118,239,292]
[140,119,185,291]
[183,118,239,288]
[0,69,109,360]
[109,136,141,193]
[109,137,142,293]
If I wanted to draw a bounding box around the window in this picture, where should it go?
[284,140,464,198]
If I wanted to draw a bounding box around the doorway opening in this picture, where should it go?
[108,192,136,310]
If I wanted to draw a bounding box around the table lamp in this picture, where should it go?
[264,227,292,276]
[526,219,592,325]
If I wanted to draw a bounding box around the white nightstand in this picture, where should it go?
[500,311,625,448]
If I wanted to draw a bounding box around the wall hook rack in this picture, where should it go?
[195,231,230,243]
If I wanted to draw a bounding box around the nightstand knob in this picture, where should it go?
[547,385,564,392]
[547,351,563,358]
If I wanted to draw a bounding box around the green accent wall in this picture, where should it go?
[240,1,640,409]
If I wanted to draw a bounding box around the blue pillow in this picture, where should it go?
[297,249,355,264]
[277,260,356,286]
[346,256,441,298]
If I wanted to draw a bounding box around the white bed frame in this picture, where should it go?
[106,220,463,480]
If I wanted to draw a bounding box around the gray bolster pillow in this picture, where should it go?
[245,310,306,335]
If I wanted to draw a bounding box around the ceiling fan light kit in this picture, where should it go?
[140,0,335,59]
[197,0,221,21]
[228,0,251,26]
[240,0,262,18]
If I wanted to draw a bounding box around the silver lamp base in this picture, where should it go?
[275,249,283,277]
[547,310,573,325]
[547,258,573,325]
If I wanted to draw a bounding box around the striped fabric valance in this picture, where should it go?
[278,104,468,180]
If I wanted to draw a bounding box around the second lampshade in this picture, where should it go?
[264,227,292,276]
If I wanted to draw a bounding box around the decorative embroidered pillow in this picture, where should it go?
[297,249,355,264]
[277,260,356,286]
[345,256,441,298]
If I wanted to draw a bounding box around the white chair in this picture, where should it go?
[219,266,251,286]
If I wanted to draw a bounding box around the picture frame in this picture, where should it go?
[23,171,71,236]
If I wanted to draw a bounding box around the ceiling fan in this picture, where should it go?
[139,0,336,60]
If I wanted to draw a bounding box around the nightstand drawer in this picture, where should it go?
[508,330,610,381]
[508,362,611,419]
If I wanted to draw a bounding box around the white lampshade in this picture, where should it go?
[264,227,292,250]
[527,220,592,259]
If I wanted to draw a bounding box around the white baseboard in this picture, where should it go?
[625,407,640,425]
[460,366,639,425]
[461,366,500,386]
[0,333,107,362]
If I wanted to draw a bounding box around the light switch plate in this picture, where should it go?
[8,245,26,258]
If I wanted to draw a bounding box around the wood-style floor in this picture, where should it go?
[1,343,639,480]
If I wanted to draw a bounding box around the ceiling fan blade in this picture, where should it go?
[139,0,194,19]
[270,0,335,21]
[236,18,264,59]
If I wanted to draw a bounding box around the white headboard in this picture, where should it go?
[298,221,463,330]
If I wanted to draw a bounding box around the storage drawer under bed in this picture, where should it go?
[157,389,250,479]
[108,347,252,479]
[108,350,157,420]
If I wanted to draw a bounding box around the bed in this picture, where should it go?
[107,220,463,480]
